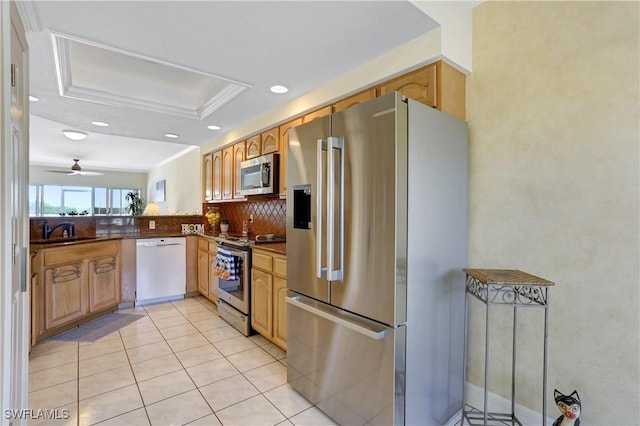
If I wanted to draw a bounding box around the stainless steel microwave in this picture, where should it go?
[240,153,279,196]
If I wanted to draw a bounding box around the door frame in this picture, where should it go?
[1,1,30,422]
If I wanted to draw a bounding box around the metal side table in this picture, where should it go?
[461,269,554,426]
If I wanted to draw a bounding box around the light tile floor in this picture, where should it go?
[28,296,337,426]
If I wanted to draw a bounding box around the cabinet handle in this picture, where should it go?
[93,257,116,274]
[52,263,81,283]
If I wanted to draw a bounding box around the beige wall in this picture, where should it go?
[467,2,639,424]
[146,147,201,215]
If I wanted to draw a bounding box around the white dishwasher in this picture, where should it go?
[136,237,186,305]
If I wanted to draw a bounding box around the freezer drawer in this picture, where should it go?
[286,293,405,426]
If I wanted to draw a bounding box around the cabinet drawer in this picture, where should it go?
[43,241,119,266]
[209,241,217,252]
[252,252,273,271]
[198,238,208,251]
[274,257,287,277]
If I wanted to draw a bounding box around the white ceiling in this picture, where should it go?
[21,1,439,172]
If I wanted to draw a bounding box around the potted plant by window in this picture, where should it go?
[125,191,145,216]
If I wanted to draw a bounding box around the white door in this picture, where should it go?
[1,2,29,423]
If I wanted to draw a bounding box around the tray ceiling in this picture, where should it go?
[22,1,439,172]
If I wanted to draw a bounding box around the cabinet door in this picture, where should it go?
[208,252,219,302]
[303,105,332,123]
[197,249,209,297]
[44,262,88,329]
[212,150,223,200]
[251,268,272,337]
[376,63,437,107]
[273,276,287,350]
[89,256,119,313]
[278,118,302,197]
[233,141,246,199]
[246,135,261,159]
[333,89,375,113]
[222,146,233,200]
[261,127,279,154]
[203,153,213,201]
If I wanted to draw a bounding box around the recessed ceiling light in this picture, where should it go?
[91,121,110,127]
[270,85,288,94]
[29,95,40,102]
[207,125,221,130]
[62,130,88,141]
[164,133,179,139]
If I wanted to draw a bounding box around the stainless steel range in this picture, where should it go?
[213,236,252,336]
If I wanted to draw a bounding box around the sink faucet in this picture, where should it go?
[43,221,75,239]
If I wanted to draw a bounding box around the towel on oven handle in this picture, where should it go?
[214,247,239,281]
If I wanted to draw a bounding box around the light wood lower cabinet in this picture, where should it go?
[197,237,219,303]
[251,249,287,350]
[44,262,88,330]
[88,256,119,313]
[32,240,121,344]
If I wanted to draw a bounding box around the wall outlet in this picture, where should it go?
[149,220,156,230]
[249,214,254,223]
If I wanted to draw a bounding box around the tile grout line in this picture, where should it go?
[29,297,319,426]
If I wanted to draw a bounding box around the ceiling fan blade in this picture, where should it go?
[46,170,74,174]
[76,171,104,176]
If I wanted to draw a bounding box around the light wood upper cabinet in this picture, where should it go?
[333,89,375,113]
[377,64,437,108]
[199,61,465,203]
[203,153,213,201]
[303,105,332,123]
[246,135,261,159]
[212,150,222,201]
[222,146,233,200]
[88,256,119,313]
[435,61,466,121]
[376,61,466,120]
[233,141,246,200]
[278,118,302,197]
[261,127,279,155]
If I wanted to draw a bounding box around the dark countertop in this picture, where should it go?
[29,236,123,252]
[198,233,287,255]
[29,233,195,251]
[30,233,287,255]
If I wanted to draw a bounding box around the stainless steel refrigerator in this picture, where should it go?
[286,92,468,425]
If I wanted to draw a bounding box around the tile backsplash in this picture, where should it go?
[206,198,286,237]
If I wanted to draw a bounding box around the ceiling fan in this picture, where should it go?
[46,159,104,176]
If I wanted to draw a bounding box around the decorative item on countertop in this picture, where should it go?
[204,207,220,233]
[553,389,581,426]
[220,218,229,233]
[181,223,204,235]
[242,219,249,237]
[125,191,145,216]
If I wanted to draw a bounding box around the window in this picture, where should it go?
[29,185,142,217]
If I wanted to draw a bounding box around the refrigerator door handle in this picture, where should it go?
[286,295,389,340]
[316,138,327,278]
[327,136,344,281]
